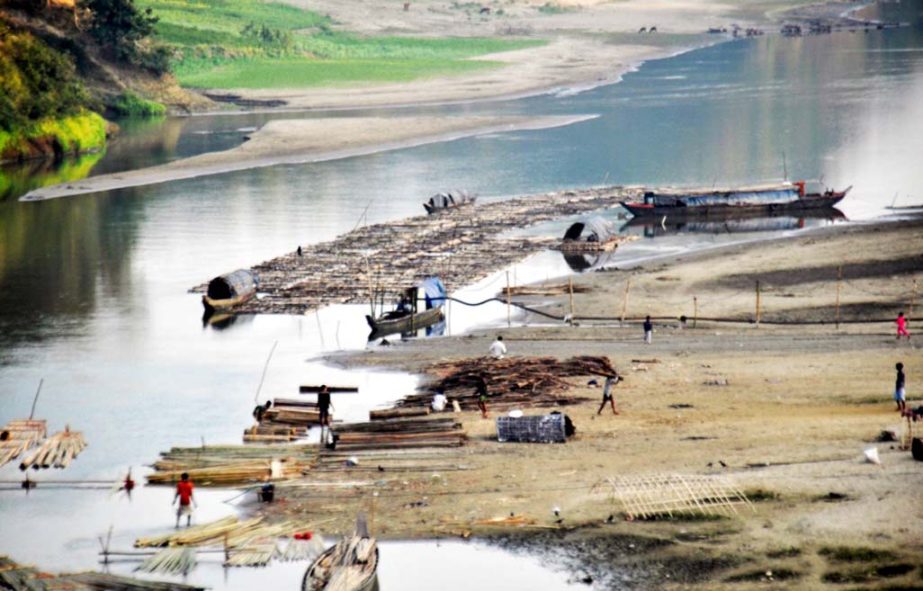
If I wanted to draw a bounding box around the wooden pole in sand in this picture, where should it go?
[755,280,761,328]
[620,278,631,327]
[506,271,512,328]
[365,254,375,318]
[693,296,698,329]
[568,277,576,321]
[835,265,842,330]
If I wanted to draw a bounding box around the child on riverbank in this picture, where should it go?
[895,362,907,413]
[896,312,911,340]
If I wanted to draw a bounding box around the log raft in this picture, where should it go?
[192,187,638,314]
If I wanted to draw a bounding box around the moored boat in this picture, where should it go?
[423,190,477,214]
[202,269,258,314]
[620,181,851,217]
[366,277,447,340]
[302,514,378,591]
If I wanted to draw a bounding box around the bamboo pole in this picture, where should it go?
[254,342,278,403]
[29,379,43,420]
[620,279,631,327]
[693,296,698,329]
[835,265,842,330]
[755,280,761,328]
[506,271,511,328]
[568,277,575,321]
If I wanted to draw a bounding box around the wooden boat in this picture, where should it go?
[202,269,258,314]
[423,190,477,214]
[367,306,444,340]
[620,207,846,237]
[302,515,378,591]
[620,181,851,217]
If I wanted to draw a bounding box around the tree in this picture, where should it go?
[79,0,157,63]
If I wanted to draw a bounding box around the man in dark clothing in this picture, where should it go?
[318,385,332,426]
[643,316,653,344]
[475,377,489,419]
[253,400,272,423]
[895,363,906,413]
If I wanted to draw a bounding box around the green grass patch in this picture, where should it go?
[537,2,577,15]
[0,111,107,161]
[108,92,166,118]
[766,546,802,558]
[725,568,802,582]
[138,0,543,89]
[744,488,781,502]
[822,564,916,584]
[819,546,898,563]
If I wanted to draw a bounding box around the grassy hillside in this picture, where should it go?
[137,0,542,89]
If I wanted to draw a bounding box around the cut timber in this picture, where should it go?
[0,419,46,467]
[369,408,430,421]
[299,385,359,394]
[18,427,86,470]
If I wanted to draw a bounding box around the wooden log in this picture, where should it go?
[369,408,430,420]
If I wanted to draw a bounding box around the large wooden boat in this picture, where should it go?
[202,269,258,314]
[302,515,378,591]
[423,190,477,214]
[620,181,851,217]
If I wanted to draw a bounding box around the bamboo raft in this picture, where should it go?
[395,355,616,410]
[0,419,46,467]
[0,555,204,591]
[19,427,87,470]
[147,444,315,486]
[192,187,639,314]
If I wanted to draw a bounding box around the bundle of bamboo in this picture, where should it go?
[136,548,197,576]
[0,419,46,467]
[332,417,465,451]
[396,355,616,410]
[0,556,205,591]
[147,444,315,486]
[224,539,277,567]
[18,427,86,470]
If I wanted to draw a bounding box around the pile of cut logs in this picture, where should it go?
[19,427,87,470]
[0,419,46,467]
[396,355,617,410]
[147,444,315,486]
[333,417,465,451]
[245,398,318,443]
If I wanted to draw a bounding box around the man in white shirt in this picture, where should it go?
[488,335,507,359]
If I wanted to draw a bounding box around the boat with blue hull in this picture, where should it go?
[620,181,851,217]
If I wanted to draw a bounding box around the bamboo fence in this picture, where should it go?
[591,474,754,520]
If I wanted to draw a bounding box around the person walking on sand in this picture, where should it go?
[895,362,907,413]
[488,335,507,359]
[643,316,653,344]
[597,373,621,415]
[173,472,196,528]
[475,376,490,419]
[896,312,911,340]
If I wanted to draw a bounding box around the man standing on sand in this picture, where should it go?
[488,335,507,359]
[643,316,653,344]
[317,385,333,427]
[173,472,196,528]
[896,312,911,340]
[597,373,621,415]
[475,376,490,419]
[895,362,907,413]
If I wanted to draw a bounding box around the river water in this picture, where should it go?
[1,11,923,590]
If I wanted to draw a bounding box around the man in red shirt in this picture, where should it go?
[173,472,196,528]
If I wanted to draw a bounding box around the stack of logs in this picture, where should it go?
[0,419,46,467]
[333,416,465,451]
[147,444,315,486]
[245,398,319,443]
[397,355,618,411]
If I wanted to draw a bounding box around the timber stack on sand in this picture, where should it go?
[147,444,315,486]
[333,417,466,451]
[0,555,204,591]
[245,398,319,443]
[395,355,616,411]
[193,187,638,314]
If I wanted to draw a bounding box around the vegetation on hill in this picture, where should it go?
[136,0,543,89]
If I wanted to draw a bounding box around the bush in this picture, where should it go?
[108,92,166,117]
[79,0,158,63]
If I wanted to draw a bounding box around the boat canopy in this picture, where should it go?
[562,217,616,243]
[418,277,447,309]
[206,269,258,300]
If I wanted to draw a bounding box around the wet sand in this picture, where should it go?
[267,216,923,589]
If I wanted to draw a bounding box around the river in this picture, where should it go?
[1,11,923,590]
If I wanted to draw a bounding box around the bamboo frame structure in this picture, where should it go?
[591,473,754,520]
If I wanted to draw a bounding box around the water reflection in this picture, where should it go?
[619,207,846,237]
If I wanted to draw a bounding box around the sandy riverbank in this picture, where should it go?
[19,114,591,201]
[264,216,922,589]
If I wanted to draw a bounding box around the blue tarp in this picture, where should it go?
[419,277,447,309]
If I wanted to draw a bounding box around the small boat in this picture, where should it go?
[620,181,851,217]
[366,277,447,340]
[202,269,258,314]
[423,190,477,214]
[302,514,378,591]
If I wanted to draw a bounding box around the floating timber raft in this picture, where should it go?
[193,187,638,314]
[147,444,316,486]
